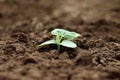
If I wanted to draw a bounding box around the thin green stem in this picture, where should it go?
[57,44,60,51]
[55,32,62,51]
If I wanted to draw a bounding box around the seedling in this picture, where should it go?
[39,29,80,51]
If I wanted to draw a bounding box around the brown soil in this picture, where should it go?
[0,0,120,80]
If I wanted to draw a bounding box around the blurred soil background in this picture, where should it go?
[0,0,120,80]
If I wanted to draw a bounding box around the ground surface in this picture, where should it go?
[0,0,120,80]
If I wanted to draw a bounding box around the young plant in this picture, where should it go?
[39,29,80,51]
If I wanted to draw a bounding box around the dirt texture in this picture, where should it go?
[0,0,120,80]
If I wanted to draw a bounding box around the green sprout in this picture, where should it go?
[39,29,81,51]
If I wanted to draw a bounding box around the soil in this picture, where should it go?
[0,0,120,80]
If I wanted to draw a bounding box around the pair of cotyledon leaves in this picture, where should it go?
[39,29,80,48]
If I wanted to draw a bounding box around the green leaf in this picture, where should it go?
[70,32,80,38]
[60,40,77,48]
[39,39,56,47]
[51,28,80,40]
[64,32,80,40]
[51,29,67,35]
